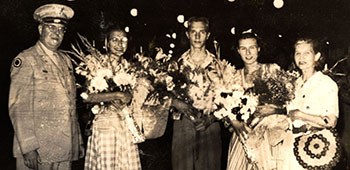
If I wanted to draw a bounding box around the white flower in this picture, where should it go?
[149,69,157,77]
[188,72,194,80]
[80,71,88,76]
[113,71,136,87]
[96,68,113,79]
[166,76,175,91]
[155,48,166,61]
[241,112,250,121]
[227,113,236,121]
[214,108,226,119]
[80,92,88,100]
[91,105,100,114]
[90,76,108,92]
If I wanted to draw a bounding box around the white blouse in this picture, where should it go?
[287,71,339,126]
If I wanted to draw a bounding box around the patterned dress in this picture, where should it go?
[282,71,338,170]
[226,63,280,170]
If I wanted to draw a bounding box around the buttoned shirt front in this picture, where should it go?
[287,71,339,126]
[8,41,82,162]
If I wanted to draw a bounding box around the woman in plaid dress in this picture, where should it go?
[84,26,142,170]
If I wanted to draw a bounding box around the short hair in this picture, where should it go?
[294,37,325,71]
[237,32,260,48]
[187,16,209,32]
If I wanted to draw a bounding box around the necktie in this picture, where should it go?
[53,53,68,87]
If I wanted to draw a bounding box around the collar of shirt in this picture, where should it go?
[297,71,322,89]
[179,49,214,70]
[38,41,60,65]
[39,41,55,56]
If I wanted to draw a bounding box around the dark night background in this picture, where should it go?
[1,0,350,169]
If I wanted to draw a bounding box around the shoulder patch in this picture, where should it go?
[12,58,22,68]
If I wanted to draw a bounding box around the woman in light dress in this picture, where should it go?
[227,32,283,170]
[84,26,143,170]
[282,37,339,170]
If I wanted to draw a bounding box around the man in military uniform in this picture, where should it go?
[8,3,84,170]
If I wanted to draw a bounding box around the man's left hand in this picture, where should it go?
[194,116,213,131]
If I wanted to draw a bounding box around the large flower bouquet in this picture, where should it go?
[212,59,259,125]
[210,42,259,127]
[252,66,300,107]
[124,48,176,139]
[167,54,218,129]
[244,66,300,168]
[209,59,260,162]
[130,48,177,104]
[68,34,146,143]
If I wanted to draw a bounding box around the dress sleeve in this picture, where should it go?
[321,77,339,118]
[8,53,40,154]
[267,63,281,74]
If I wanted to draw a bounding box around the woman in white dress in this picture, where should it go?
[282,37,339,169]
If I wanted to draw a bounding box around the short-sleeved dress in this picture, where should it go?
[227,63,281,170]
[282,71,339,170]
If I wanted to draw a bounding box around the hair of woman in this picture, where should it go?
[105,25,127,41]
[236,32,260,49]
[294,37,326,71]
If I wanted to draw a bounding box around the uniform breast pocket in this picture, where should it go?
[34,70,58,90]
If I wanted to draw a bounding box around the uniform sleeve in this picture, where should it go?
[8,53,40,154]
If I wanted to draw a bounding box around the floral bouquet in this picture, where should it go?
[210,41,259,127]
[67,34,145,143]
[167,57,218,130]
[212,59,259,125]
[208,58,259,162]
[130,48,177,104]
[69,34,137,95]
[244,67,300,168]
[252,67,300,107]
[125,48,176,139]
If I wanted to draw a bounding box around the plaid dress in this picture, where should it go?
[84,108,141,170]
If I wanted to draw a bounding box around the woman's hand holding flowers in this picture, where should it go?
[229,119,251,136]
[256,104,280,117]
[288,109,304,122]
[116,91,132,104]
[110,91,132,109]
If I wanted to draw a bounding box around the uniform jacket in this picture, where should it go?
[8,41,83,162]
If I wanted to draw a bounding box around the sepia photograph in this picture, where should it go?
[1,0,349,169]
